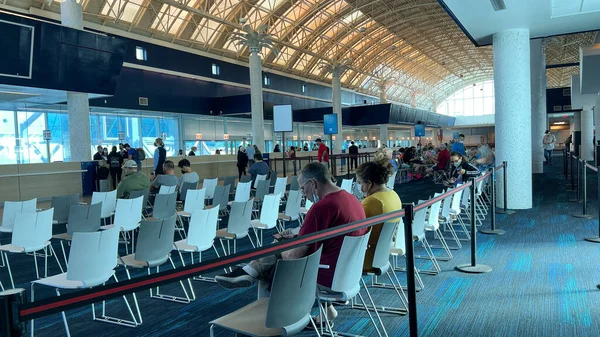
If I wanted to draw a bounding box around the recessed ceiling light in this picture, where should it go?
[358,27,366,33]
[490,0,507,11]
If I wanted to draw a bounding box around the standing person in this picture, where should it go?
[177,149,184,156]
[253,144,261,157]
[349,141,359,170]
[116,160,150,199]
[124,143,142,172]
[102,147,109,160]
[107,146,124,189]
[153,138,167,175]
[273,144,281,152]
[303,143,309,151]
[289,146,297,174]
[246,143,255,166]
[316,138,328,164]
[188,146,197,156]
[236,146,249,180]
[93,146,104,161]
[564,134,572,153]
[543,130,556,165]
[451,134,466,156]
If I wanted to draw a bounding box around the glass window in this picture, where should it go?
[16,110,46,164]
[212,63,220,75]
[159,118,181,157]
[135,46,147,61]
[437,80,495,117]
[47,112,69,162]
[0,111,16,165]
[264,75,271,86]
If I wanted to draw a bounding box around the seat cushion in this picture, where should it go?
[33,271,115,289]
[177,211,191,217]
[51,233,73,241]
[250,220,268,229]
[210,298,284,337]
[173,240,199,252]
[215,228,235,239]
[0,244,25,253]
[277,213,291,221]
[119,254,149,268]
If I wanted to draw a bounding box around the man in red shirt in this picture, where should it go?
[316,138,329,164]
[426,143,451,180]
[215,162,367,290]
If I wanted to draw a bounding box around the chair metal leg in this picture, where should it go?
[49,245,64,274]
[359,278,389,337]
[355,271,408,316]
[4,253,15,289]
[152,257,194,304]
[30,283,34,337]
[56,289,72,337]
[414,238,441,275]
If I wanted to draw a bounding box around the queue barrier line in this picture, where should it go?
[585,162,598,172]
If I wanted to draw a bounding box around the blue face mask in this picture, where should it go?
[312,194,319,203]
[453,161,461,168]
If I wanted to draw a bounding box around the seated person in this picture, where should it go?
[426,143,450,176]
[356,159,402,272]
[248,153,269,183]
[473,144,495,171]
[116,160,151,199]
[445,152,480,187]
[215,162,368,322]
[150,160,179,193]
[178,158,199,192]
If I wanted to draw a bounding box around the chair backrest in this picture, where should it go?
[113,197,143,231]
[223,177,235,191]
[67,226,120,287]
[289,176,299,191]
[183,188,206,214]
[227,200,254,238]
[370,221,399,272]
[134,215,177,267]
[259,194,281,229]
[202,178,218,199]
[450,186,464,214]
[461,184,470,206]
[303,199,313,211]
[12,208,54,252]
[159,184,177,195]
[254,180,270,202]
[91,190,117,219]
[153,193,177,219]
[330,232,371,293]
[476,178,484,197]
[340,179,354,193]
[179,181,198,201]
[66,203,102,235]
[186,207,219,250]
[412,201,429,239]
[392,218,406,252]
[386,171,397,189]
[266,247,322,332]
[129,189,149,207]
[1,198,37,230]
[211,185,230,211]
[240,175,251,183]
[426,193,443,229]
[353,182,363,200]
[234,181,252,202]
[269,171,278,187]
[273,177,287,196]
[283,190,302,220]
[253,174,267,188]
[439,189,454,219]
[50,194,79,224]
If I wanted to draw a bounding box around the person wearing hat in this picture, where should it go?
[543,130,556,165]
[116,160,151,199]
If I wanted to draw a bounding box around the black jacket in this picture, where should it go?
[237,151,249,167]
[450,160,480,182]
[349,145,358,155]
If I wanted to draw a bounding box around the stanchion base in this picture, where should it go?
[479,229,506,235]
[584,237,600,243]
[495,208,515,215]
[456,264,492,274]
[568,199,582,203]
[572,214,594,219]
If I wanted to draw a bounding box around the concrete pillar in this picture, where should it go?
[380,124,388,148]
[249,49,265,152]
[332,73,342,154]
[379,88,387,104]
[61,0,91,162]
[581,109,594,161]
[530,39,546,174]
[493,29,532,209]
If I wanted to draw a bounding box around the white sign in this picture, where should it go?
[42,130,51,141]
[118,131,125,140]
[195,133,203,140]
[273,105,293,132]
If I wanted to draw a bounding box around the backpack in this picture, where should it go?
[110,155,121,168]
[136,148,146,161]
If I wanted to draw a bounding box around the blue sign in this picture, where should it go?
[414,124,425,137]
[324,114,338,135]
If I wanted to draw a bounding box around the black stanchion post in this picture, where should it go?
[480,168,505,235]
[570,158,582,203]
[570,155,576,191]
[456,178,492,274]
[573,161,593,218]
[0,288,26,337]
[564,149,568,179]
[403,204,418,337]
[496,161,515,214]
[585,165,600,243]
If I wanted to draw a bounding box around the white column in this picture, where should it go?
[332,72,342,154]
[493,29,532,209]
[249,49,265,152]
[379,124,388,148]
[530,39,546,174]
[379,88,387,104]
[581,109,594,161]
[61,0,91,162]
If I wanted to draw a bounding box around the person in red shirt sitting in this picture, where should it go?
[215,162,367,293]
[426,143,451,181]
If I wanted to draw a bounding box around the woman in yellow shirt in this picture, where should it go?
[356,159,402,272]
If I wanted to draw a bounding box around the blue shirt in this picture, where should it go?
[451,142,465,155]
[249,162,269,182]
[128,148,141,167]
[246,146,255,161]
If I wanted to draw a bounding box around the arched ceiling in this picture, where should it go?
[1,0,597,110]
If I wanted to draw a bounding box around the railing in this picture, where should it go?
[0,162,513,337]
[268,151,376,177]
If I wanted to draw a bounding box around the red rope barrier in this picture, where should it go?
[414,181,472,211]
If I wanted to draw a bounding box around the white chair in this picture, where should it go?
[216,200,255,255]
[0,198,37,234]
[52,203,102,267]
[437,190,463,250]
[449,185,470,240]
[413,201,441,275]
[423,193,453,261]
[202,178,218,200]
[230,181,251,204]
[251,194,282,246]
[299,199,313,225]
[50,194,79,225]
[210,247,323,337]
[159,184,177,195]
[30,227,139,337]
[386,171,397,190]
[253,173,267,189]
[91,190,117,225]
[0,209,63,289]
[387,218,425,291]
[173,207,221,283]
[278,190,302,232]
[340,179,354,194]
[273,177,287,200]
[111,197,144,254]
[177,188,206,218]
[210,185,230,215]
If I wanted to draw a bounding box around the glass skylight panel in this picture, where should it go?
[118,0,145,22]
[342,10,363,24]
[258,0,286,11]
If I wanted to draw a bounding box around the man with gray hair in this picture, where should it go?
[116,160,151,199]
[215,162,367,294]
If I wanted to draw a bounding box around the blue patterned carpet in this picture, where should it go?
[4,153,600,336]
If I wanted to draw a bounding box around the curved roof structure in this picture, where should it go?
[2,0,597,109]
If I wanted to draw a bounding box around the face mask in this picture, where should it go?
[453,161,461,168]
[459,140,464,144]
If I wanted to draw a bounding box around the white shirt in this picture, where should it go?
[543,133,556,150]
